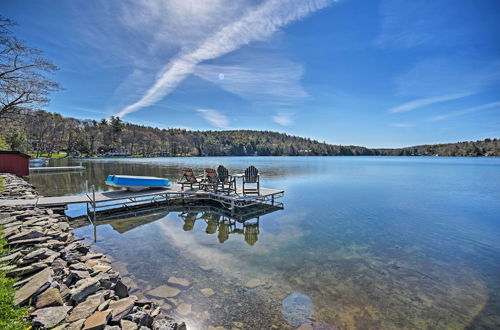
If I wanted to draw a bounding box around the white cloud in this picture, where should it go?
[387,92,473,113]
[273,112,293,126]
[194,60,308,101]
[117,0,335,117]
[196,109,229,128]
[430,101,500,121]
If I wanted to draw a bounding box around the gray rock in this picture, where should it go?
[31,305,72,329]
[152,319,177,330]
[120,319,139,330]
[8,229,44,242]
[0,250,22,263]
[108,297,135,322]
[70,278,101,303]
[14,267,52,306]
[67,319,86,330]
[83,310,111,330]
[8,236,49,247]
[7,261,47,278]
[36,287,64,308]
[167,277,190,288]
[67,292,105,322]
[114,279,129,298]
[146,285,180,299]
[124,311,154,327]
[65,270,91,286]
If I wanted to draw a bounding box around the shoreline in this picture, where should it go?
[0,173,185,330]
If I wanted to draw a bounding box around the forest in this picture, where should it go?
[0,109,498,157]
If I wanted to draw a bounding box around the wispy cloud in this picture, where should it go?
[194,60,308,102]
[388,92,473,113]
[117,0,335,117]
[374,0,472,49]
[430,101,500,121]
[196,109,229,128]
[389,123,415,128]
[273,112,294,126]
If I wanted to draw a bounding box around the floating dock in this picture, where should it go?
[29,166,85,173]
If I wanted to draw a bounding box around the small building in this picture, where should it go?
[0,151,30,176]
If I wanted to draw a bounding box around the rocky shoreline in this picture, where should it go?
[0,173,185,330]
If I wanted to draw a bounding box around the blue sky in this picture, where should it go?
[2,0,499,147]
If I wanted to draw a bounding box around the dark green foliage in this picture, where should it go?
[1,109,498,157]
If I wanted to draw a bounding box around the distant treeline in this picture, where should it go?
[0,109,498,157]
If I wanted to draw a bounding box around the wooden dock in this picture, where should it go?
[29,166,85,173]
[0,183,284,210]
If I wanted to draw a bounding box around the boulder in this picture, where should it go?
[108,297,135,322]
[152,318,178,330]
[124,311,154,327]
[67,291,105,322]
[120,319,139,330]
[83,310,111,330]
[7,262,47,278]
[70,278,101,303]
[14,267,52,306]
[36,287,64,308]
[31,305,72,329]
[114,279,129,298]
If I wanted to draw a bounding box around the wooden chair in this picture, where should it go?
[243,165,260,195]
[178,168,202,190]
[200,168,218,192]
[217,165,236,195]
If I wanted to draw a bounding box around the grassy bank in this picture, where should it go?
[0,232,31,329]
[28,152,67,159]
[0,177,4,191]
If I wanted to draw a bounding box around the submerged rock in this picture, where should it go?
[147,285,180,298]
[200,288,215,297]
[167,277,190,288]
[281,292,314,328]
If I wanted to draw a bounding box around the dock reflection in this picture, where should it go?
[71,202,283,246]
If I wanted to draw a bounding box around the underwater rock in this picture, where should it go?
[147,285,180,298]
[200,288,215,297]
[281,292,314,328]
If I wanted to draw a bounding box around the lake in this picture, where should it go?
[28,157,500,329]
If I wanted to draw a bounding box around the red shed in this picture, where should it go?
[0,151,30,176]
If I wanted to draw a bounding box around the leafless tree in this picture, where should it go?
[0,16,61,119]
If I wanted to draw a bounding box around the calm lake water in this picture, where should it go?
[28,157,500,329]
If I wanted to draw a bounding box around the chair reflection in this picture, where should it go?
[178,204,279,246]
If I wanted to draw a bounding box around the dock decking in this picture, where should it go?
[0,183,284,210]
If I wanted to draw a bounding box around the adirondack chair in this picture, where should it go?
[243,165,260,195]
[217,165,236,195]
[178,168,202,190]
[200,168,218,192]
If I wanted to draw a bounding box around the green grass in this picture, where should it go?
[28,152,67,159]
[0,177,4,192]
[0,232,31,330]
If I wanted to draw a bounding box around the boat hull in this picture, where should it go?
[105,175,170,191]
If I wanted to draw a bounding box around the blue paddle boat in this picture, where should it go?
[105,175,170,191]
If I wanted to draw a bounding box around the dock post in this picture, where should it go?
[92,185,97,242]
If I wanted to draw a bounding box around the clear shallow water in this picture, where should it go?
[29,157,500,329]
